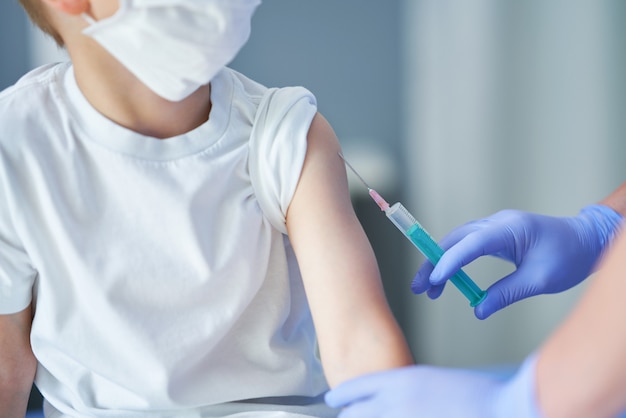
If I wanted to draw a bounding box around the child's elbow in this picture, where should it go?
[321,324,415,388]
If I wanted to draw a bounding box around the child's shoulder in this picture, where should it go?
[223,67,269,104]
[0,62,69,122]
[0,62,70,149]
[223,67,317,121]
[0,62,68,101]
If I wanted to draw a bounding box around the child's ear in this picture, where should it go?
[41,0,90,16]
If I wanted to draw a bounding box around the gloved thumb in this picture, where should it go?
[474,266,538,320]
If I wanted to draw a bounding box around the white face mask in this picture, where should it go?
[82,0,261,102]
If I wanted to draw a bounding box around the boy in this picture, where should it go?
[0,0,414,417]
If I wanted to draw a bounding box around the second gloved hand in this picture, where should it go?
[325,355,541,418]
[412,205,623,319]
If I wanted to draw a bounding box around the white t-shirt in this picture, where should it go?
[0,63,335,417]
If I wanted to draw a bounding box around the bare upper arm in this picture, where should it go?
[286,113,413,386]
[599,181,626,218]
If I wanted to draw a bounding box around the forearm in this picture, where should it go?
[599,181,626,218]
[536,229,626,418]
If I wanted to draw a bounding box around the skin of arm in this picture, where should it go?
[286,113,414,388]
[599,181,626,217]
[0,304,37,418]
[536,224,626,418]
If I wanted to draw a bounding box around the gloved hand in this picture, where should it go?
[412,204,623,319]
[325,354,541,418]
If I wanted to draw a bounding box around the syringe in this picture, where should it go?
[340,154,487,307]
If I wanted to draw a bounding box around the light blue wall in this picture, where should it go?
[231,0,404,158]
[0,1,30,90]
[403,0,626,367]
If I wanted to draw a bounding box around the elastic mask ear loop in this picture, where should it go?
[81,13,97,25]
[81,0,130,27]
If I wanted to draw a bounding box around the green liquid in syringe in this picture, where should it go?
[406,224,487,307]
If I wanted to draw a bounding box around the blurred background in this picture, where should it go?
[3,0,626,409]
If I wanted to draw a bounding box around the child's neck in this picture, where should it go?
[70,46,212,139]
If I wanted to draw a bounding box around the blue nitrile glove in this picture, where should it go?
[325,354,542,418]
[412,204,623,319]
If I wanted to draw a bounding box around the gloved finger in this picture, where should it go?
[336,402,380,418]
[426,282,445,299]
[430,229,512,286]
[412,223,482,293]
[411,260,435,294]
[436,221,484,251]
[324,383,375,408]
[474,265,538,320]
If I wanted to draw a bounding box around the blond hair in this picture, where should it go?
[19,0,64,46]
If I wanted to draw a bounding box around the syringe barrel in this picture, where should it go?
[385,202,419,233]
[385,202,487,307]
[386,203,444,262]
